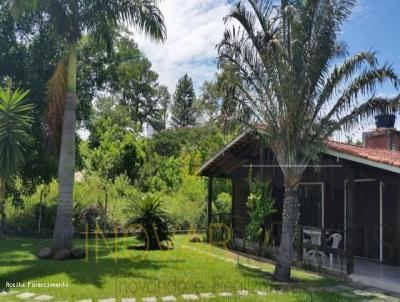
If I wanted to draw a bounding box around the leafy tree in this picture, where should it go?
[87,96,135,149]
[156,85,171,130]
[82,125,145,184]
[0,4,62,191]
[218,0,400,281]
[171,74,197,127]
[197,80,221,122]
[0,84,33,235]
[106,37,170,131]
[11,0,166,251]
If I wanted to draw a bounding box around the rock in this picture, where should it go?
[34,295,54,301]
[53,249,72,261]
[38,247,52,259]
[71,248,86,259]
[189,236,201,243]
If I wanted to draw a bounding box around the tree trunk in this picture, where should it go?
[52,43,77,251]
[0,178,6,236]
[274,184,300,282]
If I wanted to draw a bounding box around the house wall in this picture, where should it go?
[228,151,400,266]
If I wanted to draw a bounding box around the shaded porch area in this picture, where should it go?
[351,259,400,295]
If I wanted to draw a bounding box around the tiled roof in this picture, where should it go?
[326,140,400,168]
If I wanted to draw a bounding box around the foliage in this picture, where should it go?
[164,174,207,230]
[218,0,400,280]
[0,84,33,181]
[106,36,171,131]
[0,84,33,235]
[82,124,146,183]
[138,154,182,193]
[213,192,232,214]
[6,180,58,236]
[76,202,116,232]
[125,193,173,249]
[198,65,252,132]
[245,175,276,241]
[171,74,197,128]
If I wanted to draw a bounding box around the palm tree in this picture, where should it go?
[11,0,166,251]
[0,84,33,235]
[218,0,400,281]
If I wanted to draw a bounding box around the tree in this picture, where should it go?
[218,0,400,281]
[107,37,170,131]
[171,74,197,127]
[0,4,62,192]
[11,0,166,251]
[0,84,33,235]
[156,85,171,130]
[83,124,146,184]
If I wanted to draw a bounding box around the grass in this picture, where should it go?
[0,235,369,301]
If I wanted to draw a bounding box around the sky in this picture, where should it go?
[134,0,400,96]
[130,0,400,140]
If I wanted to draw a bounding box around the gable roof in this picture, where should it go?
[198,129,400,176]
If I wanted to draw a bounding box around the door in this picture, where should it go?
[354,181,380,260]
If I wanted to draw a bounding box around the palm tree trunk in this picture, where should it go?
[0,178,6,236]
[274,183,300,281]
[52,43,77,251]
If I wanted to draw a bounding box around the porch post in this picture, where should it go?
[231,179,235,231]
[207,177,213,237]
[346,171,355,275]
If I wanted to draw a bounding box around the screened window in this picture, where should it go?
[299,184,323,228]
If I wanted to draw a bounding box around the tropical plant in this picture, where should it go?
[125,193,173,250]
[10,0,166,251]
[218,0,400,281]
[245,175,276,241]
[171,74,197,128]
[0,84,33,235]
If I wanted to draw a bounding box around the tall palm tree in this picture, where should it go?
[0,84,33,235]
[11,0,166,251]
[218,0,400,281]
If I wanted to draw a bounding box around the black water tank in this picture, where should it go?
[375,114,396,128]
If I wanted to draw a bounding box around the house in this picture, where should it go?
[198,116,400,293]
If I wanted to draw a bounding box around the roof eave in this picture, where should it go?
[324,149,400,175]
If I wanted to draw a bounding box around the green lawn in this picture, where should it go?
[0,235,376,301]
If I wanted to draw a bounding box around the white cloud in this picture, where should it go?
[131,0,231,94]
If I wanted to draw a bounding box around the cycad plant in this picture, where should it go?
[126,194,173,250]
[218,0,400,281]
[0,84,33,235]
[10,0,166,251]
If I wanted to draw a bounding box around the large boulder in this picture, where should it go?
[190,235,201,243]
[38,247,52,259]
[53,248,72,261]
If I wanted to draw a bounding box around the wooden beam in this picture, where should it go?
[231,179,235,232]
[397,188,400,265]
[345,164,355,275]
[207,177,213,235]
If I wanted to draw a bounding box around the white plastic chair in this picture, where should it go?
[327,233,342,267]
[304,232,342,268]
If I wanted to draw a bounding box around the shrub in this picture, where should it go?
[76,202,116,232]
[245,176,276,241]
[164,174,206,230]
[125,193,173,250]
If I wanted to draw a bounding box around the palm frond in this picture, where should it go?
[339,94,400,131]
[0,84,33,180]
[326,65,400,120]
